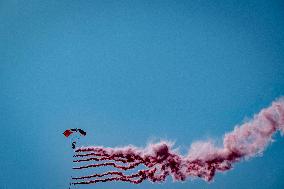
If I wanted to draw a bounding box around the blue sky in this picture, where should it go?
[1,0,284,189]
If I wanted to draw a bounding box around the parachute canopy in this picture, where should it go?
[63,128,87,137]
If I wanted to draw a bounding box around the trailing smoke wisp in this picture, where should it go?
[72,98,284,185]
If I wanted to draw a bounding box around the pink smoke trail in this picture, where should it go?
[72,98,284,185]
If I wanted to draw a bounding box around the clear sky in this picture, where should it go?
[1,1,284,189]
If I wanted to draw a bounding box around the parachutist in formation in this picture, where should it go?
[63,128,86,149]
[72,141,76,149]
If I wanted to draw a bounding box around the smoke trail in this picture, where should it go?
[72,98,284,185]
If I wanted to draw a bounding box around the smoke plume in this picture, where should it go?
[72,98,284,185]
